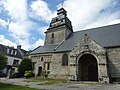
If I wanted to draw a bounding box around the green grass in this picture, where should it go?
[0,83,41,90]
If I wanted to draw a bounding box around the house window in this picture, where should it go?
[11,68,15,75]
[9,49,12,54]
[13,59,19,67]
[62,53,68,66]
[13,50,17,55]
[32,62,36,70]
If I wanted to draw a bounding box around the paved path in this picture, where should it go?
[0,78,120,90]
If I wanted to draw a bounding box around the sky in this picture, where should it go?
[0,0,120,51]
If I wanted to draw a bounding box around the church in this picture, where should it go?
[29,8,120,83]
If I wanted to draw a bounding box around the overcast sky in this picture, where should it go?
[0,0,120,50]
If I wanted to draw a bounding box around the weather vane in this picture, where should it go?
[61,0,64,8]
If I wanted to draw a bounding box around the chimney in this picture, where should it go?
[17,45,21,50]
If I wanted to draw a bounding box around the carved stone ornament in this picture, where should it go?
[70,34,106,56]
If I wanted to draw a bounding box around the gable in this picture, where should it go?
[70,34,106,56]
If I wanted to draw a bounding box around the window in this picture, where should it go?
[44,62,51,70]
[41,57,44,62]
[9,49,12,54]
[51,33,54,44]
[62,53,68,66]
[11,68,15,75]
[47,63,50,70]
[51,33,54,38]
[13,50,17,55]
[32,62,36,70]
[13,59,19,67]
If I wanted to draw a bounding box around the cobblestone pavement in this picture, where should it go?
[0,78,120,90]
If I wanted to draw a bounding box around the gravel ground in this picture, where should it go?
[0,78,120,90]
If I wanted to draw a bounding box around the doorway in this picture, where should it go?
[78,54,98,81]
[38,66,42,76]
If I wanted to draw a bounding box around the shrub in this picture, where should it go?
[24,70,34,78]
[18,58,32,77]
[0,52,7,70]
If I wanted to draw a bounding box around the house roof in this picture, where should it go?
[30,23,120,54]
[0,44,27,59]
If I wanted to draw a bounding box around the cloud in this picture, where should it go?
[1,0,44,50]
[3,0,28,21]
[62,0,120,31]
[29,0,56,22]
[8,21,35,40]
[0,35,17,47]
[0,18,8,28]
[30,39,44,49]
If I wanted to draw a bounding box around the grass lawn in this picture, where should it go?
[0,83,42,90]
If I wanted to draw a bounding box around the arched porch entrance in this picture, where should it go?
[78,54,98,81]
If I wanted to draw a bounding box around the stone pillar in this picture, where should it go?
[98,64,109,83]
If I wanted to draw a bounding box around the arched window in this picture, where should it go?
[51,33,54,38]
[41,57,44,62]
[62,53,68,66]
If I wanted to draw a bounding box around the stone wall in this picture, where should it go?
[49,52,69,79]
[30,54,52,76]
[107,47,120,80]
[45,25,72,45]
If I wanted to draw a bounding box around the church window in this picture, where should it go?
[41,57,44,62]
[51,33,54,38]
[44,62,51,70]
[62,53,68,66]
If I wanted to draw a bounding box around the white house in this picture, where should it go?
[0,44,27,77]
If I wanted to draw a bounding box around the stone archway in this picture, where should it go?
[78,54,98,81]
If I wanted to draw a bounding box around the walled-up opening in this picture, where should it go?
[78,54,98,81]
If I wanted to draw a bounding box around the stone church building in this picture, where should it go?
[29,8,120,83]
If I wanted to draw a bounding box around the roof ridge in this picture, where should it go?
[74,23,120,33]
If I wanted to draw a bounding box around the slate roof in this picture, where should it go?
[0,44,27,58]
[56,23,120,52]
[30,44,58,54]
[30,23,120,54]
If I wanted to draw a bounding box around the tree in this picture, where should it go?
[0,52,7,70]
[18,58,32,77]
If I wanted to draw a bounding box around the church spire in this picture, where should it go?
[44,8,73,45]
[57,8,67,16]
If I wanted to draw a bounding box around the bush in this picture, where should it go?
[24,70,34,78]
[0,52,7,70]
[18,58,32,77]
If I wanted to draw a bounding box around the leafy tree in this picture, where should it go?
[18,58,32,77]
[0,52,7,70]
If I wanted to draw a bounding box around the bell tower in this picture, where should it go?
[44,8,73,45]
